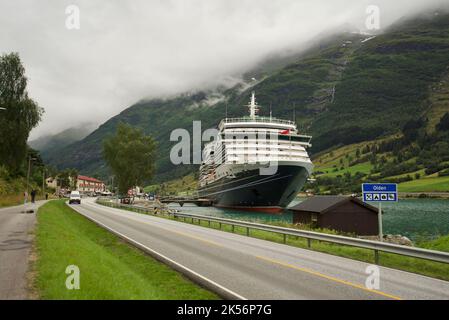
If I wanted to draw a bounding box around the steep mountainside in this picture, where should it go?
[30,123,97,155]
[43,11,449,184]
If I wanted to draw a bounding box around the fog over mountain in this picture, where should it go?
[0,0,446,139]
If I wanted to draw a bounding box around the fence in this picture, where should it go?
[96,199,449,266]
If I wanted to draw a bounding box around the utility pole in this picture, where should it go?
[42,168,46,198]
[26,156,36,203]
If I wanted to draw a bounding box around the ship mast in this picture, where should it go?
[248,91,259,119]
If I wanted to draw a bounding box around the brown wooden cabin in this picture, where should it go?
[289,196,379,236]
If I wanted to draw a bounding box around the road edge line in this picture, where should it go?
[69,203,247,300]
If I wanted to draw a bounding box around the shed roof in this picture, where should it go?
[289,196,378,214]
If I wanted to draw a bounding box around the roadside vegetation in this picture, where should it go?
[0,52,49,207]
[32,200,217,299]
[98,200,449,282]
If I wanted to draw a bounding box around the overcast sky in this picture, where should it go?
[0,0,446,139]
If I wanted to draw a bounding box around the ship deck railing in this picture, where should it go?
[221,116,296,126]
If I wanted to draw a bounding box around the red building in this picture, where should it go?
[77,175,105,193]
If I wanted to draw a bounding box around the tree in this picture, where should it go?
[103,123,157,195]
[57,169,72,189]
[69,168,79,189]
[0,53,44,174]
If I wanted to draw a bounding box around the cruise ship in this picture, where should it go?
[198,92,314,212]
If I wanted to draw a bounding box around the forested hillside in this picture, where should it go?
[41,10,449,186]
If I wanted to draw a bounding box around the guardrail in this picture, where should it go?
[96,199,449,266]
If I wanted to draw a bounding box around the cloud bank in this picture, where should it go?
[0,0,446,138]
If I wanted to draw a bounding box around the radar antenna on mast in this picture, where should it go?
[247,91,259,119]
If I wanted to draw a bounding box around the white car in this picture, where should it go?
[69,191,81,204]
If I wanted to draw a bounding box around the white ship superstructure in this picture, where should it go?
[198,92,314,212]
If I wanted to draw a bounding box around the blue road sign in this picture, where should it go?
[362,183,398,202]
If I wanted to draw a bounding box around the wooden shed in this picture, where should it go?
[289,196,379,236]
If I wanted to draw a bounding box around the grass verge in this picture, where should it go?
[98,201,449,282]
[33,200,218,299]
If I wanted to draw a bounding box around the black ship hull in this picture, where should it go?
[198,165,309,212]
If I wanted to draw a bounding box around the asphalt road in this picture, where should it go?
[0,201,46,299]
[70,198,449,300]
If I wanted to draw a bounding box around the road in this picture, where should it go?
[70,198,449,300]
[0,201,46,299]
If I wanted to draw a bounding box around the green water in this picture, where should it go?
[168,198,449,241]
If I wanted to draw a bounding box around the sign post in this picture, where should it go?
[378,202,382,241]
[362,183,398,242]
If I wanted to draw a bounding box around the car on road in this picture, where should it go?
[69,191,81,204]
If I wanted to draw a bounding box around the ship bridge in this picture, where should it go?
[219,117,296,131]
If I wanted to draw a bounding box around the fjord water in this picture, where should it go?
[168,198,449,241]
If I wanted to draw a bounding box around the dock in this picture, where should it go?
[159,196,213,207]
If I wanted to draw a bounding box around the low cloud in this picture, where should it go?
[0,0,446,139]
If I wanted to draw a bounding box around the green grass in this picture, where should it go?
[33,200,218,300]
[319,162,373,178]
[383,168,426,181]
[398,175,449,192]
[98,201,449,282]
[421,234,449,253]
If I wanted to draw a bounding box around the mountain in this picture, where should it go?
[44,10,449,186]
[30,123,97,157]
